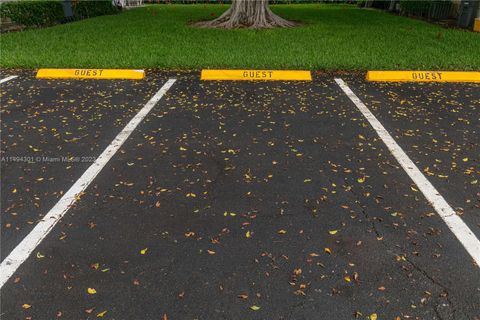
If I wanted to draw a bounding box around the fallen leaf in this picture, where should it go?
[22,304,31,309]
[329,230,338,235]
[140,248,148,255]
[87,288,97,295]
[96,310,107,318]
[250,305,260,311]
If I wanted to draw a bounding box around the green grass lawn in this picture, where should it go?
[1,4,479,70]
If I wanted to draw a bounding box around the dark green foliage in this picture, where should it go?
[0,0,118,28]
[0,1,64,27]
[72,0,120,20]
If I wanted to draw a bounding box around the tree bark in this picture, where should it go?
[194,0,297,29]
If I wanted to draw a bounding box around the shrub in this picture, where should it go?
[0,0,119,28]
[72,0,120,20]
[0,1,64,27]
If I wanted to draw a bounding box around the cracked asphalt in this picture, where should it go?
[1,70,479,320]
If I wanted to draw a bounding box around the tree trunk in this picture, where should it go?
[194,0,297,29]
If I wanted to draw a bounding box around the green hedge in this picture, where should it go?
[0,0,119,28]
[0,1,64,27]
[72,0,119,20]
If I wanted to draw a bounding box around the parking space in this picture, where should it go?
[342,78,480,240]
[1,72,479,319]
[1,72,171,260]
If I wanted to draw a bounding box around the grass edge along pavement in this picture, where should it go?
[1,4,480,70]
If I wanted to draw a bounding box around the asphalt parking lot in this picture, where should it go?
[1,71,479,320]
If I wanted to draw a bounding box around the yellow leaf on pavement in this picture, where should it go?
[97,310,107,317]
[87,288,97,295]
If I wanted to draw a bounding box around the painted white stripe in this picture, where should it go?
[0,79,177,287]
[335,78,480,267]
[0,75,18,84]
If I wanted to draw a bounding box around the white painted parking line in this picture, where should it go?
[0,78,177,288]
[335,78,480,267]
[0,75,18,84]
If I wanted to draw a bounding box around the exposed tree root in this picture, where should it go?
[193,0,298,29]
